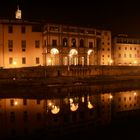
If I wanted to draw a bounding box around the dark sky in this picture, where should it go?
[1,0,140,35]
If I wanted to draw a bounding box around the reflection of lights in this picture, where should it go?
[69,98,73,103]
[82,96,84,103]
[134,92,137,96]
[14,101,18,106]
[109,95,113,99]
[48,102,52,107]
[51,106,60,114]
[70,103,78,111]
[88,101,93,109]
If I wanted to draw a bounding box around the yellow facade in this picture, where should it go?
[113,35,140,66]
[0,20,112,68]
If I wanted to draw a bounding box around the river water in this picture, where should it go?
[0,81,140,140]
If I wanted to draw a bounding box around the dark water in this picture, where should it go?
[1,81,140,140]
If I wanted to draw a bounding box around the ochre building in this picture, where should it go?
[0,19,112,68]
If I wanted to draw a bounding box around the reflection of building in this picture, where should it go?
[1,87,140,138]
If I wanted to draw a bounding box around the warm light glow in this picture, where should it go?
[134,92,137,96]
[69,49,78,56]
[88,101,93,109]
[87,49,93,55]
[51,106,60,114]
[69,98,73,103]
[14,101,18,106]
[109,59,113,64]
[134,60,137,64]
[70,103,78,111]
[13,61,17,65]
[82,96,84,103]
[48,102,52,107]
[109,95,113,99]
[50,48,59,55]
[47,59,51,65]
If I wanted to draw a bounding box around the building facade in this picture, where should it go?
[113,34,140,66]
[0,19,43,68]
[0,19,112,68]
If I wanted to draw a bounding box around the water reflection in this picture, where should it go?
[0,85,140,139]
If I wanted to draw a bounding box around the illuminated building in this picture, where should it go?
[113,34,140,66]
[0,6,112,68]
[0,19,112,68]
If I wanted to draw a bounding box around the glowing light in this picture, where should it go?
[87,49,93,55]
[69,98,73,103]
[70,103,78,111]
[48,102,52,107]
[134,92,137,96]
[51,106,60,114]
[88,101,93,109]
[14,101,18,106]
[82,96,84,103]
[109,59,113,64]
[69,49,78,56]
[109,95,113,99]
[50,48,59,55]
[13,61,17,65]
[134,61,137,64]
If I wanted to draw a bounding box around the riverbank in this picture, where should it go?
[0,75,140,87]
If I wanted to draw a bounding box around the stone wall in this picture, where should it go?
[0,65,140,79]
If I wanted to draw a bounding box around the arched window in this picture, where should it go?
[63,38,68,47]
[80,39,84,47]
[71,38,76,47]
[50,48,59,55]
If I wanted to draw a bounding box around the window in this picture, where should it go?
[89,42,93,48]
[23,111,28,122]
[71,38,76,47]
[32,25,42,32]
[22,57,26,64]
[8,25,13,33]
[119,54,121,58]
[52,40,57,47]
[124,54,126,58]
[63,38,68,47]
[36,57,40,64]
[36,113,42,120]
[21,40,26,51]
[10,99,14,106]
[8,40,13,52]
[10,112,15,122]
[21,26,26,33]
[80,39,84,47]
[23,99,27,105]
[9,57,13,64]
[37,99,40,104]
[35,40,40,48]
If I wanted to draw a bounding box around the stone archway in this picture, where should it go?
[87,49,94,65]
[69,49,78,65]
[48,48,59,65]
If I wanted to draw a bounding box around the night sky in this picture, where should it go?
[1,0,140,35]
